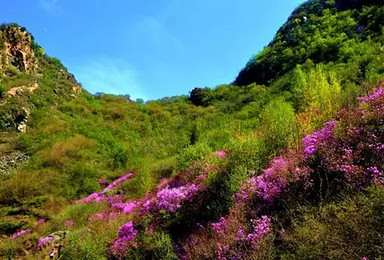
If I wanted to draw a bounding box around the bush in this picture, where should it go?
[135,232,178,259]
[259,97,298,150]
[176,143,212,170]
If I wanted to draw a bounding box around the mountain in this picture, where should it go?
[1,0,384,259]
[0,24,81,132]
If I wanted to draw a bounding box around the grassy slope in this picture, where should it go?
[1,0,384,258]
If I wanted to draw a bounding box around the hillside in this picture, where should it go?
[1,0,384,259]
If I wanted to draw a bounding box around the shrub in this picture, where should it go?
[176,143,212,170]
[37,135,94,168]
[259,97,298,150]
[138,232,178,260]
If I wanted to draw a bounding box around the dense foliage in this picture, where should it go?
[1,0,384,259]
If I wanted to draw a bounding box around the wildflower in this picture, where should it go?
[215,151,226,159]
[37,218,45,226]
[216,242,230,260]
[359,87,384,104]
[367,166,384,185]
[38,236,54,248]
[247,216,271,242]
[111,201,138,215]
[110,221,138,259]
[10,229,31,239]
[118,221,138,239]
[65,219,74,227]
[212,217,228,236]
[235,227,246,241]
[102,173,134,193]
[303,120,336,158]
[109,237,135,260]
[144,184,201,213]
[89,212,107,221]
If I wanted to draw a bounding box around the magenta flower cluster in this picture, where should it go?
[38,236,54,248]
[302,120,336,158]
[37,218,45,226]
[367,166,384,185]
[65,219,74,227]
[10,229,31,239]
[234,216,271,243]
[216,242,230,260]
[142,184,201,213]
[358,87,384,104]
[212,217,228,236]
[110,221,138,259]
[76,173,134,204]
[214,216,271,259]
[215,151,226,159]
[111,201,138,215]
[235,157,290,203]
[102,173,134,193]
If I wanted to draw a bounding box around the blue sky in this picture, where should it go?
[1,0,304,100]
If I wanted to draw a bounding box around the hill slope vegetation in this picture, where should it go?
[1,0,384,259]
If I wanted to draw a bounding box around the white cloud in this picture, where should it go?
[70,57,147,100]
[39,0,60,13]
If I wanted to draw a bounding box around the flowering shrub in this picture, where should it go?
[212,217,228,236]
[111,201,138,215]
[65,219,74,227]
[235,157,292,203]
[358,87,384,104]
[214,216,272,259]
[9,229,31,239]
[76,173,134,204]
[185,86,384,259]
[142,184,201,214]
[37,218,45,226]
[302,120,336,158]
[214,151,226,159]
[38,236,54,248]
[102,173,134,193]
[109,221,138,259]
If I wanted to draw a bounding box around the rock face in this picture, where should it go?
[0,151,29,175]
[0,24,83,132]
[0,26,37,74]
[7,81,38,97]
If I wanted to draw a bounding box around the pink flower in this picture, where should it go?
[37,218,45,226]
[142,184,201,213]
[38,236,54,248]
[10,229,31,239]
[303,120,335,158]
[89,213,107,221]
[237,157,289,203]
[102,173,134,193]
[359,87,384,104]
[65,219,74,227]
[110,221,138,259]
[212,217,228,236]
[111,201,138,215]
[215,151,226,159]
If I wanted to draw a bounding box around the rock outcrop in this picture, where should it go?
[0,25,37,74]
